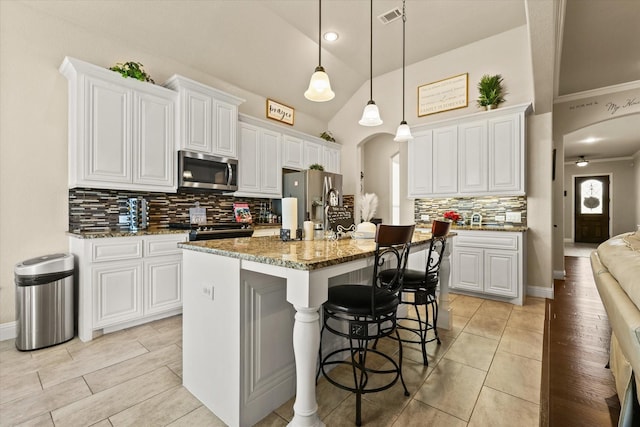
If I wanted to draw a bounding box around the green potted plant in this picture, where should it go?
[109,62,155,84]
[477,74,506,110]
[308,163,325,171]
[319,131,336,142]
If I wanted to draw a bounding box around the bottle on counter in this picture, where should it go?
[314,222,324,240]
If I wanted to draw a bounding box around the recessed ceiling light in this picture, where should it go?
[323,31,339,42]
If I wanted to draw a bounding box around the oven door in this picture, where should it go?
[178,151,238,191]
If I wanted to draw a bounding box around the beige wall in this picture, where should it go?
[526,113,553,289]
[636,151,640,229]
[0,2,326,326]
[563,159,638,239]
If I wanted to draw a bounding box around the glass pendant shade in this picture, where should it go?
[359,100,383,126]
[394,121,413,142]
[304,66,335,102]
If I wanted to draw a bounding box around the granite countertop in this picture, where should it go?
[179,231,442,271]
[415,222,528,232]
[68,228,190,239]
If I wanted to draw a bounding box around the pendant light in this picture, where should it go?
[394,0,413,142]
[304,0,335,102]
[359,0,383,126]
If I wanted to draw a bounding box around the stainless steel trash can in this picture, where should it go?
[15,253,75,351]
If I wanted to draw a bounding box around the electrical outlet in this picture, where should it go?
[420,214,430,222]
[506,212,522,223]
[495,215,506,222]
[119,215,129,224]
[202,285,214,300]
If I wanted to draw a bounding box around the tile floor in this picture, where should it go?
[563,241,599,258]
[0,294,544,426]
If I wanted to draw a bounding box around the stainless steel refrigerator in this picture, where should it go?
[282,170,343,231]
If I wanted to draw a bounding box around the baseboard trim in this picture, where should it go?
[528,285,554,300]
[0,321,17,342]
[553,270,566,280]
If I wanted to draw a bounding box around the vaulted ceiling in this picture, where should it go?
[23,0,640,160]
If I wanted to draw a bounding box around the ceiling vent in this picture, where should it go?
[378,7,402,24]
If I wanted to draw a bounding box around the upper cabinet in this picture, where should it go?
[163,75,245,159]
[282,134,304,170]
[236,115,282,198]
[60,57,176,193]
[408,103,531,198]
[323,141,341,174]
[284,137,341,173]
[303,140,323,169]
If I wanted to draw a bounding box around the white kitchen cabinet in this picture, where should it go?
[451,230,524,305]
[144,255,183,315]
[282,134,304,170]
[488,114,522,193]
[407,103,530,198]
[237,120,282,198]
[60,57,176,192]
[303,140,323,169]
[93,260,143,328]
[70,233,188,341]
[163,75,244,158]
[432,126,458,194]
[133,91,175,187]
[323,141,341,174]
[458,121,488,193]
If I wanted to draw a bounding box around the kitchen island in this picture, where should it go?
[179,232,452,427]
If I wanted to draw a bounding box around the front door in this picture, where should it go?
[574,175,610,243]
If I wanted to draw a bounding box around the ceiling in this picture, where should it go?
[23,0,640,161]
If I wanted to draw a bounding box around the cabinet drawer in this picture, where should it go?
[145,235,187,256]
[92,239,143,262]
[454,232,519,250]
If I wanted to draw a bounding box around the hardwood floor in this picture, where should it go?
[543,255,620,427]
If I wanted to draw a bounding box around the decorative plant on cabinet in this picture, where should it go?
[476,74,506,110]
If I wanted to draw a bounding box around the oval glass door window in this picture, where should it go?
[580,179,603,214]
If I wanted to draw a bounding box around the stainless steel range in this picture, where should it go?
[168,222,253,241]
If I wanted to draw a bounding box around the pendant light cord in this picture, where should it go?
[401,0,406,121]
[318,0,322,66]
[368,0,373,101]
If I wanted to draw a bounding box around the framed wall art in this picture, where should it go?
[266,98,294,125]
[418,73,468,116]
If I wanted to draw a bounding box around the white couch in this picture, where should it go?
[591,230,640,425]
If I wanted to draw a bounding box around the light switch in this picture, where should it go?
[420,214,430,221]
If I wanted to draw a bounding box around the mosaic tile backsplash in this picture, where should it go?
[414,196,527,226]
[69,188,357,233]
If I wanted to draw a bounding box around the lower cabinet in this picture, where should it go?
[451,230,524,305]
[70,233,188,341]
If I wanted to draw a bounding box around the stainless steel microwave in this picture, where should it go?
[178,150,238,191]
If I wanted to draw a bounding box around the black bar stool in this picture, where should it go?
[317,224,415,426]
[381,220,450,366]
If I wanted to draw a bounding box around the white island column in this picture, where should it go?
[284,268,328,427]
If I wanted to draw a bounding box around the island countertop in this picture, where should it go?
[179,231,443,271]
